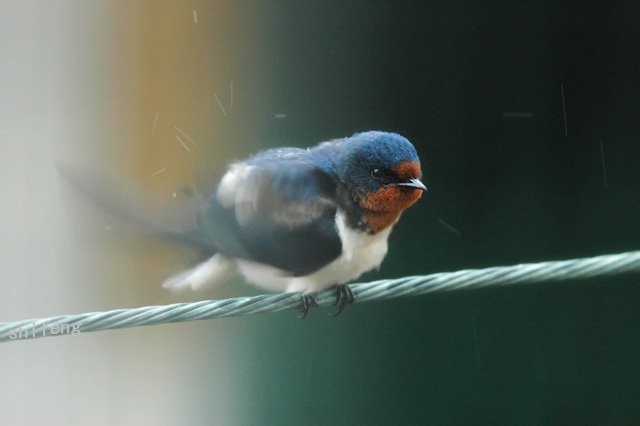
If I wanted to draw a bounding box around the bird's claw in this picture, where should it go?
[297,294,318,319]
[296,285,355,318]
[330,284,355,316]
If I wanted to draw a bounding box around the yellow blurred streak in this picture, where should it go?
[106,2,231,194]
[83,1,257,298]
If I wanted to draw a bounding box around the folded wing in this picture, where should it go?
[201,148,342,275]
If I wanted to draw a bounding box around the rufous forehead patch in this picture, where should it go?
[392,161,422,180]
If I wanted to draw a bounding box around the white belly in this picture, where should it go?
[236,211,393,293]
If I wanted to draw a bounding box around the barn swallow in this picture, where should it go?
[162,131,426,316]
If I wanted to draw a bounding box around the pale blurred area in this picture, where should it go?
[0,1,260,424]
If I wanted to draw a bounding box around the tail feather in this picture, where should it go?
[57,163,214,254]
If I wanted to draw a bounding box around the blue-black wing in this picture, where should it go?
[199,148,342,275]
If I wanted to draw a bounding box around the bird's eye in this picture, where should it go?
[371,168,384,180]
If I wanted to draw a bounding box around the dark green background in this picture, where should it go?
[207,2,640,424]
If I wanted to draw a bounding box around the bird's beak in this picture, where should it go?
[394,178,427,191]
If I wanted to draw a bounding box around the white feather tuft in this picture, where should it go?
[162,253,236,292]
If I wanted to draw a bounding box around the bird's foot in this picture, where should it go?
[297,294,318,319]
[330,284,355,316]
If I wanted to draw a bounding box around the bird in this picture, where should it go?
[58,131,426,317]
[162,130,426,316]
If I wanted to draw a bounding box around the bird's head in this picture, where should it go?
[336,131,426,223]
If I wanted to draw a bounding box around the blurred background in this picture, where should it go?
[1,1,640,424]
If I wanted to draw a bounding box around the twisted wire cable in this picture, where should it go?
[1,250,639,342]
